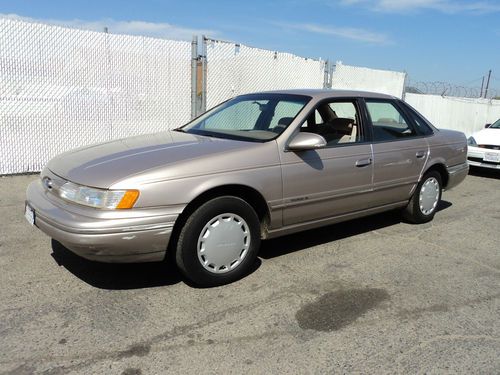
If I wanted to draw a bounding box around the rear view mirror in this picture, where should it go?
[485,123,491,128]
[287,132,327,151]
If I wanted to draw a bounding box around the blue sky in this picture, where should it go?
[1,0,499,92]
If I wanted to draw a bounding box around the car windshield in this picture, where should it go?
[179,94,310,141]
[490,119,500,129]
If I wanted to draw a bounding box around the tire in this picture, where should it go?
[175,196,261,287]
[403,171,442,224]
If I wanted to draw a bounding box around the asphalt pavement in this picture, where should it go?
[0,168,499,374]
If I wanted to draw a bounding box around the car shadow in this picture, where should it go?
[297,151,325,170]
[469,166,500,179]
[436,200,452,212]
[260,202,452,260]
[50,240,263,290]
[51,240,182,290]
[50,202,452,289]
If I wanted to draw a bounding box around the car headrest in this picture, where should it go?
[328,118,354,135]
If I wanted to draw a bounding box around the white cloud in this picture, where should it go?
[0,13,217,40]
[276,22,390,44]
[339,0,500,13]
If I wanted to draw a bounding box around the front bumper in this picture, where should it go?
[26,179,181,263]
[446,162,469,190]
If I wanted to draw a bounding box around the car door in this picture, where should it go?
[280,98,374,226]
[364,99,429,207]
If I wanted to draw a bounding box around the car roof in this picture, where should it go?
[256,89,397,100]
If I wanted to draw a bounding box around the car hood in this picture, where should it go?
[471,128,500,145]
[47,131,261,188]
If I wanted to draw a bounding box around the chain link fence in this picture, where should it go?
[204,37,327,110]
[0,18,413,175]
[3,17,496,175]
[0,18,191,174]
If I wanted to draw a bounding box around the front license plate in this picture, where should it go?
[24,204,35,226]
[484,152,500,163]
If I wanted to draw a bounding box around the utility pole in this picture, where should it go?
[480,76,485,98]
[484,70,492,98]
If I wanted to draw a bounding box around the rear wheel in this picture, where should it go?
[403,171,442,224]
[175,196,261,286]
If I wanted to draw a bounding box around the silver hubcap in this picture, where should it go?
[419,177,440,215]
[197,213,250,274]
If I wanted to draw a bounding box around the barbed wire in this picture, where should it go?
[405,80,499,99]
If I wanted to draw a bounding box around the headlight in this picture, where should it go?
[467,137,477,147]
[59,182,139,209]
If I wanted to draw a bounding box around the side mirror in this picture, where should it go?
[287,132,327,151]
[485,123,491,128]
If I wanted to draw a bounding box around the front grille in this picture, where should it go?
[478,145,500,150]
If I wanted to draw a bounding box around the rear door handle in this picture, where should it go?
[416,151,426,158]
[356,158,372,167]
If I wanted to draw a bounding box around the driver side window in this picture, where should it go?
[301,100,361,146]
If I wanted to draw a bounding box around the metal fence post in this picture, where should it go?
[201,35,207,113]
[323,60,334,89]
[191,35,198,119]
[323,60,329,89]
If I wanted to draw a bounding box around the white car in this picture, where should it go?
[467,119,500,169]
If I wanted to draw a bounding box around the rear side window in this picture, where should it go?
[366,101,416,141]
[407,112,434,135]
[399,101,434,135]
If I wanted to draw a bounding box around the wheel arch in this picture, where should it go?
[423,162,449,188]
[169,184,271,253]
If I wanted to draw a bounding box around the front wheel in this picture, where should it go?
[175,196,261,286]
[403,171,442,224]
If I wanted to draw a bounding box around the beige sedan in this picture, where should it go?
[26,90,468,286]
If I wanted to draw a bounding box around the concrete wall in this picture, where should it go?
[405,93,500,136]
[331,62,406,98]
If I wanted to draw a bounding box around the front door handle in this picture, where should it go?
[356,158,372,167]
[416,151,426,158]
